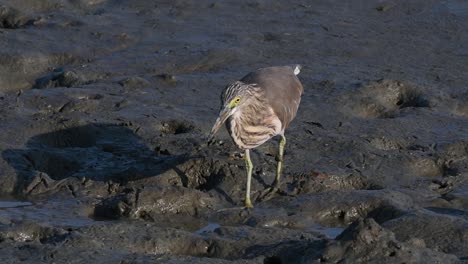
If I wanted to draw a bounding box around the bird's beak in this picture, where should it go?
[208,106,231,143]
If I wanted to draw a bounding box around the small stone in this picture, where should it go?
[157,73,176,82]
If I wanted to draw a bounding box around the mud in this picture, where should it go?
[0,0,467,263]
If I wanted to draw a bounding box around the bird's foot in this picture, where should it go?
[229,151,244,160]
[216,199,254,212]
[257,183,285,202]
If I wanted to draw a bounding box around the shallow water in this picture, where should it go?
[0,201,32,208]
[195,222,221,235]
[0,197,95,227]
[309,224,345,239]
[443,0,468,15]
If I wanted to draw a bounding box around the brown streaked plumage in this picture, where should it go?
[209,65,303,208]
[240,66,303,131]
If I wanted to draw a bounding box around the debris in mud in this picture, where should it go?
[157,73,177,83]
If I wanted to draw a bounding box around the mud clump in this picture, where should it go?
[320,218,459,263]
[34,70,85,89]
[369,136,406,150]
[452,92,468,117]
[344,80,429,118]
[94,185,222,219]
[383,211,468,257]
[265,190,413,227]
[0,5,34,29]
[118,76,150,88]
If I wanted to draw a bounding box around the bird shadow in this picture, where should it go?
[253,172,269,189]
[2,123,191,196]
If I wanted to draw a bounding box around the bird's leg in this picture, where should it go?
[215,149,254,212]
[272,135,286,188]
[244,149,254,208]
[257,135,287,202]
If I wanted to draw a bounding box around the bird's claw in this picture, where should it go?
[206,136,215,146]
[257,185,284,202]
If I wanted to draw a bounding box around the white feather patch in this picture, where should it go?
[294,65,301,75]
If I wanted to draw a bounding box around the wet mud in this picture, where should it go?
[0,0,467,263]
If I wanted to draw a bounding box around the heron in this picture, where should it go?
[208,65,303,208]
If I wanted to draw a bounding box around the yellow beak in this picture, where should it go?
[208,107,231,142]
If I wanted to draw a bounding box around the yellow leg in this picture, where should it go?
[244,149,254,208]
[272,135,286,187]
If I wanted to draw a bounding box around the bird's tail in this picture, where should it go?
[292,64,302,75]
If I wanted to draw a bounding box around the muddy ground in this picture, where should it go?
[0,0,467,263]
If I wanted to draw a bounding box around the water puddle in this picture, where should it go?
[309,224,345,239]
[425,207,468,220]
[194,222,221,235]
[0,197,96,227]
[443,0,468,16]
[0,201,33,208]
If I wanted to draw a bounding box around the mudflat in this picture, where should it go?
[0,0,467,263]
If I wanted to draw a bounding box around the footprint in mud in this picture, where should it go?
[343,79,430,118]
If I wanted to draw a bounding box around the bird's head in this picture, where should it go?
[208,81,253,142]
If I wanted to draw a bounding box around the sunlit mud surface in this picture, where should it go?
[0,0,467,263]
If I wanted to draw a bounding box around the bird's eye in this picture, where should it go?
[230,97,241,107]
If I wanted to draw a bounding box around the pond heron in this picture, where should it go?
[209,65,304,208]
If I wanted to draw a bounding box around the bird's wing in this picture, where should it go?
[240,66,303,130]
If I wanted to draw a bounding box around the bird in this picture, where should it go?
[208,65,304,208]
